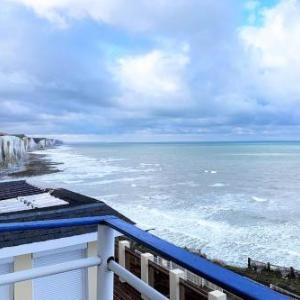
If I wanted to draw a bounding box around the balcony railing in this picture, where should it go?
[0,215,288,300]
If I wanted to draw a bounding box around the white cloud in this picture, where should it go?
[113,46,191,111]
[4,0,300,138]
[8,0,238,34]
[5,0,152,29]
[240,0,300,103]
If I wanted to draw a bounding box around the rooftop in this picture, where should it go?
[0,180,132,248]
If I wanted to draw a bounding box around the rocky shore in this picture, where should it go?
[0,133,62,178]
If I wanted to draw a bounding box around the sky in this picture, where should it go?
[1,0,300,142]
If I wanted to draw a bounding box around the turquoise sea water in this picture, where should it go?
[26,142,300,267]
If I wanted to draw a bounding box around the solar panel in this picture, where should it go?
[0,193,68,213]
[0,198,32,213]
[20,194,68,208]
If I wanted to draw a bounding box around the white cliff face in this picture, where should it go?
[0,135,61,165]
[0,136,26,164]
[23,137,38,151]
[37,138,60,149]
[38,139,46,149]
[45,139,57,147]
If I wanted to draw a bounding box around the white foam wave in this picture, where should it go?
[85,176,150,185]
[26,144,300,269]
[140,163,160,167]
[210,183,226,187]
[62,180,84,184]
[230,153,298,156]
[150,181,199,189]
[252,196,268,202]
[204,170,217,174]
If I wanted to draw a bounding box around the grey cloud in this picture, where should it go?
[1,0,300,140]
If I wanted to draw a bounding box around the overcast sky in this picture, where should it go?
[1,0,300,142]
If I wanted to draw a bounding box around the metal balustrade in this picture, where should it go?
[0,215,289,300]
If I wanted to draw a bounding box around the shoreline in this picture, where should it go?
[0,151,62,179]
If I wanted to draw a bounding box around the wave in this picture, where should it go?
[85,176,151,185]
[204,170,217,174]
[230,153,298,156]
[210,183,226,187]
[150,181,199,189]
[140,163,160,167]
[252,196,268,202]
[26,144,300,269]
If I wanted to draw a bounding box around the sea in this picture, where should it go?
[23,142,300,268]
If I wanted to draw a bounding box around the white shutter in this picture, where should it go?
[33,244,87,300]
[0,258,13,300]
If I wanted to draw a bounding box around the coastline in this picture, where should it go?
[0,133,63,179]
[0,151,62,179]
[9,152,62,177]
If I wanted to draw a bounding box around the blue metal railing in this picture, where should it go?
[0,215,288,300]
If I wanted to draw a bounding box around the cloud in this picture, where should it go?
[112,46,192,112]
[1,0,300,140]
[240,0,300,107]
[8,0,240,34]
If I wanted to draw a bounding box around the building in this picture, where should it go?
[0,180,131,300]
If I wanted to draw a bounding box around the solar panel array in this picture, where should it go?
[0,193,68,214]
[0,198,32,213]
[20,193,68,208]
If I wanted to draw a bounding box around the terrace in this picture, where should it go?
[0,181,288,299]
[0,216,289,300]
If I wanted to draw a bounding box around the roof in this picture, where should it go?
[0,194,68,213]
[0,180,44,201]
[0,180,133,248]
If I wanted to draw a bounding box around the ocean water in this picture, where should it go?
[25,142,300,268]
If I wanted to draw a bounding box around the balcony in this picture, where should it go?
[0,215,288,300]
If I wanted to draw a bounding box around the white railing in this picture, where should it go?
[0,257,101,286]
[0,216,283,300]
[136,247,223,292]
[131,245,228,300]
[0,225,169,300]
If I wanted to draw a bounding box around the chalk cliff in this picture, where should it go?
[0,135,26,164]
[23,137,38,151]
[0,134,61,165]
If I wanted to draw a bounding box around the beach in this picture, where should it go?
[0,152,61,179]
